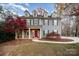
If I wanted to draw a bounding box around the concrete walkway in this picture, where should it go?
[61,36,79,43]
[32,36,79,44]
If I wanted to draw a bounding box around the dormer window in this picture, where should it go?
[32,10,37,17]
[44,13,48,17]
[34,13,37,17]
[25,13,29,17]
[24,10,30,17]
[32,8,48,17]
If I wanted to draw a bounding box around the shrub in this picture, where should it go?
[0,31,15,43]
[43,32,61,40]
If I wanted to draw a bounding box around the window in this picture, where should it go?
[41,20,43,25]
[48,30,49,34]
[24,11,29,17]
[17,30,22,38]
[44,13,48,17]
[48,20,49,25]
[33,19,34,25]
[57,30,58,34]
[38,19,39,25]
[43,30,45,36]
[24,29,29,38]
[33,11,37,17]
[30,20,31,25]
[52,20,54,25]
[45,20,51,25]
[34,13,36,16]
[54,30,57,33]
[34,19,39,25]
[57,20,58,26]
[39,19,42,25]
[45,20,48,25]
[30,19,34,25]
[27,20,30,25]
[25,13,29,17]
[54,20,57,26]
[43,20,45,25]
[52,30,54,32]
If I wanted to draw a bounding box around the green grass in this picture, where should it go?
[7,42,79,56]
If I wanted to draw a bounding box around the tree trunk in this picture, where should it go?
[75,24,78,37]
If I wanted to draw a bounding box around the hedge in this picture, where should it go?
[0,31,15,43]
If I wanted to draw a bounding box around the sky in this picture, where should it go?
[0,3,56,16]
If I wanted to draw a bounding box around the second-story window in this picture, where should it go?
[54,20,57,26]
[34,13,36,17]
[48,20,49,25]
[52,20,54,25]
[30,19,31,25]
[44,13,47,17]
[27,20,30,25]
[39,19,42,25]
[41,20,43,25]
[30,19,33,25]
[37,19,39,25]
[34,19,39,25]
[33,11,37,17]
[45,20,47,25]
[43,20,45,25]
[33,19,34,25]
[38,19,39,25]
[25,13,29,17]
[57,20,58,26]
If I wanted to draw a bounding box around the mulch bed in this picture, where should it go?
[41,38,73,42]
[0,39,32,46]
[41,32,74,42]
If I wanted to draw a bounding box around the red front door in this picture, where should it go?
[35,30,38,38]
[35,29,40,38]
[32,29,40,38]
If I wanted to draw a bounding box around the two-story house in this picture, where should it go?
[15,8,61,40]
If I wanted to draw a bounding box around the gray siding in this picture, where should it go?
[26,19,61,37]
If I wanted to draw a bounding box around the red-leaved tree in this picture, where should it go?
[4,17,27,33]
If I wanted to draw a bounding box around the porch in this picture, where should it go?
[15,27,42,39]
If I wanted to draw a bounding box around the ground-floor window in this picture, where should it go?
[43,30,45,36]
[52,30,54,32]
[17,30,22,38]
[54,30,56,32]
[48,30,49,34]
[24,29,29,38]
[54,30,58,33]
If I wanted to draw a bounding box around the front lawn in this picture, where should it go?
[0,40,79,56]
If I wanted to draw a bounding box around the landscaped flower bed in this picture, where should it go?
[42,38,73,42]
[42,32,73,42]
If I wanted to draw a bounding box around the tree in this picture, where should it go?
[0,21,5,32]
[60,3,79,37]
[4,16,27,33]
[0,5,27,42]
[61,18,71,36]
[70,4,79,36]
[0,5,3,13]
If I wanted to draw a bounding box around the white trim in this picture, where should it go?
[22,30,24,39]
[29,28,31,39]
[15,32,17,39]
[32,39,77,44]
[40,28,41,39]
